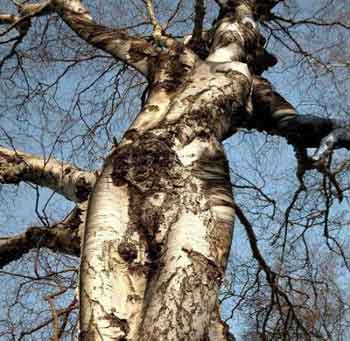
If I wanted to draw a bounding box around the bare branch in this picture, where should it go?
[0,1,52,35]
[234,202,312,337]
[52,0,155,76]
[142,0,162,41]
[192,0,205,44]
[0,146,96,202]
[1,0,156,76]
[0,205,84,268]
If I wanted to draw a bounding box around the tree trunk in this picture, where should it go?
[77,1,259,339]
[78,45,251,338]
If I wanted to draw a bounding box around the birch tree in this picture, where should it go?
[0,0,349,339]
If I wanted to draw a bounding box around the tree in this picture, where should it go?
[0,0,349,340]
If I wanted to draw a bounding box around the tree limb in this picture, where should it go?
[0,146,96,202]
[1,0,156,76]
[0,1,52,35]
[0,204,85,269]
[250,76,341,150]
[51,0,155,76]
[142,0,162,42]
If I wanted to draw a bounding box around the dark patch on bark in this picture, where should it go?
[118,242,138,263]
[240,20,259,53]
[0,152,24,184]
[128,41,154,64]
[0,151,17,163]
[79,330,97,341]
[127,294,142,303]
[105,312,130,335]
[28,225,81,256]
[144,104,160,112]
[111,134,182,272]
[216,29,244,50]
[111,132,180,192]
[192,149,230,185]
[75,177,93,202]
[165,69,250,143]
[248,46,277,74]
[127,189,164,263]
[150,44,193,94]
[122,128,139,143]
[111,132,183,269]
[0,236,30,269]
[184,249,223,279]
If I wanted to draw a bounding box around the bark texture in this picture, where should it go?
[78,1,256,339]
[0,146,95,203]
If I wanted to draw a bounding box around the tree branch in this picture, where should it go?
[51,0,155,76]
[233,202,311,337]
[142,0,162,41]
[0,1,52,35]
[0,146,95,202]
[0,205,84,268]
[250,76,335,148]
[1,0,156,76]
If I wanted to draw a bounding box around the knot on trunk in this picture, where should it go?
[112,134,181,192]
[118,242,138,263]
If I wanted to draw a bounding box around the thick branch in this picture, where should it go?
[0,146,95,202]
[1,0,155,76]
[0,12,20,26]
[215,0,282,22]
[0,205,84,268]
[208,0,258,64]
[191,0,205,45]
[52,0,155,76]
[0,1,52,34]
[251,76,335,148]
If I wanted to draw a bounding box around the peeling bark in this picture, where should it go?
[0,146,96,202]
[76,1,260,339]
[79,161,149,340]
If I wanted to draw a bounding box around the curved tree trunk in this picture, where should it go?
[77,1,256,340]
[79,53,246,338]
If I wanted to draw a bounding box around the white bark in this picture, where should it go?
[80,161,148,340]
[76,1,261,339]
[51,0,154,76]
[0,146,95,202]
